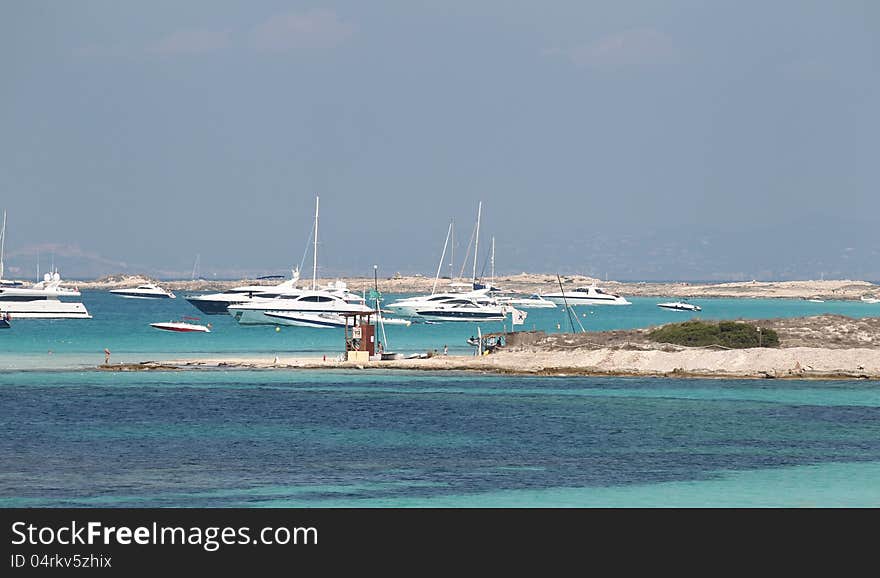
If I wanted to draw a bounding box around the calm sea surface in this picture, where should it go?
[2,290,879,506]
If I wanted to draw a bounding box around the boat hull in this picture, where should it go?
[544,296,630,306]
[186,297,240,315]
[150,323,210,332]
[0,303,91,319]
[415,310,506,322]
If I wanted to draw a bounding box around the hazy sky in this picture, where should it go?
[2,1,878,280]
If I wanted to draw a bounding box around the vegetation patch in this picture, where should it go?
[648,320,779,348]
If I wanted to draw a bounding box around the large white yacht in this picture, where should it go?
[384,288,491,318]
[110,283,176,299]
[412,297,511,322]
[185,270,303,315]
[227,290,374,327]
[543,285,631,306]
[0,271,92,319]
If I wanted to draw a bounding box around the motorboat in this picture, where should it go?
[657,301,702,312]
[860,296,880,304]
[151,317,211,332]
[228,290,374,327]
[110,283,176,299]
[384,288,491,317]
[185,269,303,315]
[543,285,631,306]
[500,294,557,309]
[413,298,511,322]
[0,271,92,319]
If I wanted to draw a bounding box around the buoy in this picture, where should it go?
[275,326,280,332]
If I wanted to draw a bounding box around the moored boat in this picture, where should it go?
[657,301,702,312]
[150,317,211,332]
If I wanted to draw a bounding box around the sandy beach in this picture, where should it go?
[99,314,880,380]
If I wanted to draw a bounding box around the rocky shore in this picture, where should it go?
[72,273,880,301]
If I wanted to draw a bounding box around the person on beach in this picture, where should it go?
[443,344,448,355]
[104,348,111,364]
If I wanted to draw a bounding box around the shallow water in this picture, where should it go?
[2,290,878,369]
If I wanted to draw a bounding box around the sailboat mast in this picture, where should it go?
[432,222,452,295]
[472,201,482,284]
[490,236,495,285]
[449,220,454,281]
[312,196,319,290]
[0,210,6,281]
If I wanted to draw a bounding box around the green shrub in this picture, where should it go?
[648,320,778,348]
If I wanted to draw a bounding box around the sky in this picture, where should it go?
[1,1,878,281]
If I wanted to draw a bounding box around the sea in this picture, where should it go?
[2,290,880,507]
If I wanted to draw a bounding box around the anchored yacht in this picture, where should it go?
[185,270,303,315]
[413,297,512,322]
[0,271,91,319]
[543,285,631,306]
[228,290,374,327]
[657,301,702,312]
[110,283,176,299]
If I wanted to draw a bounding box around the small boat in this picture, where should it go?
[150,317,211,332]
[860,296,880,304]
[657,301,702,312]
[111,283,176,299]
[806,298,825,303]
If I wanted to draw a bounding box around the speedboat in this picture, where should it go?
[151,317,211,332]
[543,285,631,306]
[657,301,702,312]
[110,283,176,299]
[860,296,880,304]
[0,271,91,319]
[413,298,510,322]
[228,290,374,327]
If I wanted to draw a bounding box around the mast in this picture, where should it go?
[449,220,454,281]
[0,209,5,281]
[472,201,482,284]
[432,222,452,295]
[490,236,495,286]
[191,254,200,281]
[312,196,319,290]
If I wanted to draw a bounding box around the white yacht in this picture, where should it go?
[228,290,374,327]
[657,301,702,312]
[500,294,557,309]
[384,288,491,318]
[0,271,91,319]
[413,297,512,322]
[185,270,303,315]
[110,283,176,299]
[543,285,631,306]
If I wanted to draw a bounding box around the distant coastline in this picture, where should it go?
[56,273,880,301]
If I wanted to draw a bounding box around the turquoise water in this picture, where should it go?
[2,291,880,507]
[2,290,878,369]
[1,370,879,507]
